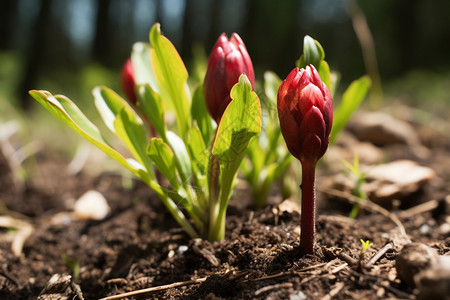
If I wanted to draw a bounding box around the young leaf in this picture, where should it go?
[302,35,325,68]
[191,84,214,145]
[28,90,151,183]
[93,86,140,133]
[264,71,282,106]
[330,75,372,144]
[318,60,332,93]
[166,131,192,184]
[149,23,191,140]
[137,84,167,140]
[93,86,153,174]
[131,42,159,93]
[114,108,153,173]
[187,124,208,177]
[148,138,179,190]
[212,74,261,202]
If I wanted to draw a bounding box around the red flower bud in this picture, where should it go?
[277,65,333,164]
[204,33,255,123]
[121,59,137,105]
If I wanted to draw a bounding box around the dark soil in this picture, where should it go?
[0,123,449,299]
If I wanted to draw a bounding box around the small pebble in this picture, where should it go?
[74,190,110,221]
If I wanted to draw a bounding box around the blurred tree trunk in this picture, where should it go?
[181,0,194,59]
[93,0,112,65]
[18,0,53,110]
[207,0,222,44]
[243,0,300,76]
[0,0,18,50]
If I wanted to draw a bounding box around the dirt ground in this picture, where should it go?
[0,108,449,299]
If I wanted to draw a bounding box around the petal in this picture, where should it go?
[299,106,326,143]
[278,108,301,160]
[299,83,325,116]
[301,133,322,163]
[224,49,245,90]
[317,135,330,159]
[215,33,230,53]
[238,44,255,88]
[309,64,324,89]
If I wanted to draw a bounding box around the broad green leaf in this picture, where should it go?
[149,23,191,140]
[187,123,208,177]
[148,138,179,189]
[113,107,153,174]
[191,84,214,145]
[93,86,153,173]
[212,74,261,205]
[29,90,151,183]
[131,42,159,93]
[138,84,167,141]
[166,131,192,184]
[93,86,140,133]
[330,75,371,145]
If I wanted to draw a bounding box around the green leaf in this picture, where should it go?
[29,90,151,183]
[212,74,261,203]
[113,108,153,174]
[303,35,324,68]
[330,75,372,145]
[263,71,282,106]
[187,123,208,177]
[318,60,332,93]
[191,84,214,145]
[137,84,167,140]
[93,86,153,174]
[148,138,179,190]
[166,131,192,184]
[149,23,191,140]
[131,42,159,93]
[298,35,325,69]
[93,86,140,133]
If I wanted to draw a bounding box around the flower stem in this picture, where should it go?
[299,160,317,255]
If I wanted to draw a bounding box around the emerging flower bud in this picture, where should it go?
[204,33,255,123]
[121,59,137,105]
[277,65,333,164]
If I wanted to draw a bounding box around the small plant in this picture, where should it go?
[29,24,261,241]
[358,239,373,271]
[341,155,368,218]
[360,239,373,252]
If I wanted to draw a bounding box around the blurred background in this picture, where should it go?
[1,0,449,149]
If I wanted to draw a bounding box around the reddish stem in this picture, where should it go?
[299,160,317,255]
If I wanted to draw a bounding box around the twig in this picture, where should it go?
[321,282,345,300]
[330,263,349,274]
[254,282,293,296]
[98,277,207,300]
[379,282,414,299]
[397,199,439,219]
[321,188,407,236]
[367,242,394,267]
[251,262,327,282]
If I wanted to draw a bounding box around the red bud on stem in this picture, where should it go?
[204,33,255,124]
[277,65,333,255]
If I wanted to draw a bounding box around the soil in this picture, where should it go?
[0,112,449,299]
